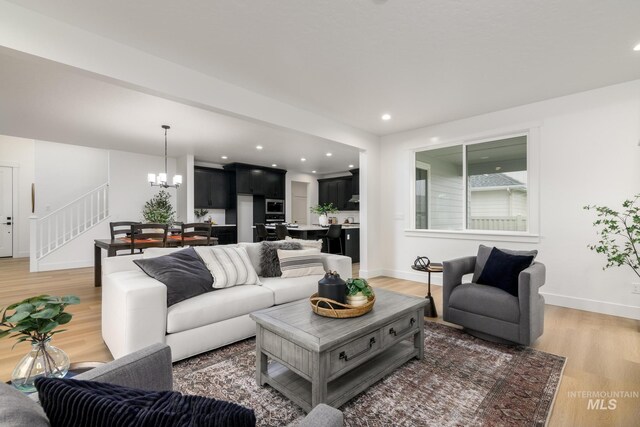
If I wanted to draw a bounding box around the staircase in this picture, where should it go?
[30,183,110,272]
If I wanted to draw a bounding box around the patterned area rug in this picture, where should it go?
[173,322,565,426]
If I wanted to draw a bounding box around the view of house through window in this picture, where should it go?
[415,135,527,232]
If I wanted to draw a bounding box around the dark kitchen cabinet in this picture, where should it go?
[343,228,360,263]
[194,167,231,209]
[211,226,237,245]
[318,176,354,210]
[226,163,285,198]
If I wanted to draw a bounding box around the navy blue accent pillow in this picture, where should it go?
[134,247,213,306]
[476,247,534,297]
[35,377,256,427]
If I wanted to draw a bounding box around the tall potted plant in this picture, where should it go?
[0,294,80,392]
[584,194,639,280]
[142,190,175,224]
[310,203,339,226]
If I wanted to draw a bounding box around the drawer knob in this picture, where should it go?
[389,317,416,336]
[339,337,376,362]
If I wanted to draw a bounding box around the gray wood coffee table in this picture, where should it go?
[250,288,427,412]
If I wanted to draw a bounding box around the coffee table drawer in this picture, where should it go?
[329,329,381,376]
[382,310,419,347]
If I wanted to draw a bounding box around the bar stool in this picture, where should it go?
[323,224,343,255]
[275,224,290,240]
[255,223,277,242]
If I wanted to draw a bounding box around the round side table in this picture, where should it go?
[411,263,442,318]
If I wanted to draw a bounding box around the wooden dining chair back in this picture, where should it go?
[255,223,276,241]
[130,223,168,254]
[275,224,290,240]
[180,222,212,247]
[110,221,140,239]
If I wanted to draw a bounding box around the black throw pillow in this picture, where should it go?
[134,247,213,306]
[259,241,302,277]
[35,377,256,427]
[476,247,534,297]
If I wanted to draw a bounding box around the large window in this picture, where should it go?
[414,135,528,232]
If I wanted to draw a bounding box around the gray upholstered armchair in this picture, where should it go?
[443,245,545,346]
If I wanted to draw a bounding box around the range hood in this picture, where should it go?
[348,194,359,203]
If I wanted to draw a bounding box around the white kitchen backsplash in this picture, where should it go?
[309,211,360,225]
[197,209,227,225]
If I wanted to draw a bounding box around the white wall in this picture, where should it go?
[380,79,640,319]
[34,141,108,215]
[0,135,34,257]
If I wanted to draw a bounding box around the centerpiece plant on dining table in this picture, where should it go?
[0,294,80,392]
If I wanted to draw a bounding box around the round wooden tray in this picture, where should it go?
[309,292,375,318]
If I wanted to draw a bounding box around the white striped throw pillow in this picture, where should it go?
[194,246,261,288]
[277,248,326,278]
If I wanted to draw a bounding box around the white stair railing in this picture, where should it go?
[30,184,109,270]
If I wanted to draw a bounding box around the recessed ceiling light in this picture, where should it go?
[480,156,489,160]
[221,155,228,160]
[301,158,306,162]
[271,164,277,167]
[312,170,317,174]
[634,43,640,51]
[430,137,439,143]
[381,113,391,121]
[256,145,263,150]
[495,166,502,171]
[326,152,332,157]
[349,164,354,168]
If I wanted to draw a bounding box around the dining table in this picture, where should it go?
[93,235,218,287]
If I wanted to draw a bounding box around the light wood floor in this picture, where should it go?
[1,258,638,426]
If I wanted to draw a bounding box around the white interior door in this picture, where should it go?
[0,166,13,257]
[291,181,308,224]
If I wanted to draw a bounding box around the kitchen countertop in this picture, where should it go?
[252,224,359,231]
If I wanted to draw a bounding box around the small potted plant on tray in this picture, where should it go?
[0,294,80,392]
[346,278,374,307]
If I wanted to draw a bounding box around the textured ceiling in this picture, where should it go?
[9,0,640,135]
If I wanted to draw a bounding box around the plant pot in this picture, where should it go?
[319,214,328,226]
[11,338,70,392]
[346,292,369,307]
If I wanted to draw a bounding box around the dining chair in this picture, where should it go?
[255,223,277,242]
[109,221,141,255]
[180,222,212,247]
[130,223,168,254]
[323,224,343,255]
[275,224,290,240]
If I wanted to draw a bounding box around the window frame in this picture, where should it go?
[406,127,540,242]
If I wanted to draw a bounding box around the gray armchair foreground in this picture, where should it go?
[1,343,343,427]
[443,248,546,346]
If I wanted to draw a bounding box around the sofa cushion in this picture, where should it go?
[238,242,262,275]
[260,275,323,305]
[133,247,213,306]
[472,244,538,283]
[194,246,260,288]
[284,236,323,250]
[0,383,50,427]
[477,247,534,297]
[278,248,325,278]
[449,283,520,323]
[142,246,184,258]
[35,377,256,427]
[259,241,303,277]
[167,285,274,333]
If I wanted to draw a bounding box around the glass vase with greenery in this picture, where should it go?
[0,295,80,392]
[584,194,639,280]
[142,190,175,224]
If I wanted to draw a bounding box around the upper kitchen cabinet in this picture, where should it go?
[224,163,286,198]
[194,167,232,209]
[318,176,356,210]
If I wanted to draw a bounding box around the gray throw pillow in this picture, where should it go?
[472,244,538,283]
[0,383,50,427]
[134,247,213,306]
[259,241,302,277]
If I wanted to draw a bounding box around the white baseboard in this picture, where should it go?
[37,259,93,272]
[381,269,443,286]
[541,291,640,320]
[359,268,384,279]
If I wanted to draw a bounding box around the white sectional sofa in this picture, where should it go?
[102,242,352,361]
